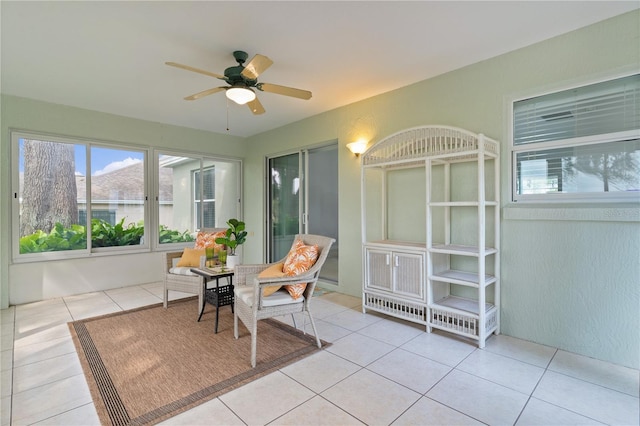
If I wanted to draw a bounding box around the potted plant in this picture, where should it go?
[215,218,247,269]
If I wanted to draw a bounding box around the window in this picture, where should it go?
[511,73,640,202]
[13,132,148,259]
[194,167,216,229]
[13,132,243,262]
[156,153,241,246]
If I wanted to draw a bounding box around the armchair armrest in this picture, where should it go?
[164,251,184,273]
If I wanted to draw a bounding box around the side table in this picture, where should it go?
[190,267,234,333]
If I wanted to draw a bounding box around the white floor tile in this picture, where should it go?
[13,335,76,367]
[549,350,640,397]
[219,371,315,425]
[159,398,245,425]
[516,397,605,425]
[323,307,384,332]
[4,288,640,426]
[358,316,424,347]
[322,368,421,425]
[281,350,361,393]
[11,374,92,425]
[368,348,452,394]
[310,298,355,319]
[393,396,484,425]
[1,395,11,426]
[401,330,476,367]
[0,368,11,399]
[15,299,66,320]
[483,334,557,368]
[318,292,361,309]
[12,352,83,393]
[1,350,12,372]
[533,370,640,425]
[427,369,529,425]
[327,332,395,367]
[271,395,365,425]
[67,302,123,320]
[14,314,72,348]
[303,318,352,343]
[31,402,101,426]
[457,349,545,395]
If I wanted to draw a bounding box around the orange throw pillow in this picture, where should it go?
[176,248,206,267]
[258,262,286,297]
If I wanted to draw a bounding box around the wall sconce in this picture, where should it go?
[346,139,369,157]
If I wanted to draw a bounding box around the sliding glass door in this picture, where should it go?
[267,143,338,283]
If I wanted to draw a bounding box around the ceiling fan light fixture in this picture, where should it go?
[226,86,256,105]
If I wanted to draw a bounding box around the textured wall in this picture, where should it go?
[242,11,640,368]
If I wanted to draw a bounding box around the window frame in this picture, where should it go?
[152,149,243,252]
[11,130,244,263]
[509,72,640,204]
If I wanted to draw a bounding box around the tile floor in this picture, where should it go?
[1,283,639,426]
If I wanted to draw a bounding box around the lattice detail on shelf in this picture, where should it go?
[430,305,497,338]
[362,125,499,167]
[364,292,427,323]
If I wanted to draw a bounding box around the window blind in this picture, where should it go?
[514,74,640,145]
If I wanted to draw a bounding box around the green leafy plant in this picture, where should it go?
[158,225,194,244]
[91,218,144,247]
[19,219,196,253]
[19,222,87,253]
[215,218,247,256]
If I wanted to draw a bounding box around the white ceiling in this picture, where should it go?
[1,1,638,138]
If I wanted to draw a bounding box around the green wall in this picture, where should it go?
[1,11,638,368]
[242,11,640,368]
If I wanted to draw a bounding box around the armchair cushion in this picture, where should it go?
[236,286,303,308]
[168,267,200,276]
[257,262,286,297]
[176,248,206,267]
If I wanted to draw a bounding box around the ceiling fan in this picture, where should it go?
[166,50,312,115]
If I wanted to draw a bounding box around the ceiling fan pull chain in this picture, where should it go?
[226,97,230,132]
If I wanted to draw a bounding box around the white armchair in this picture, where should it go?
[233,234,336,367]
[163,250,206,315]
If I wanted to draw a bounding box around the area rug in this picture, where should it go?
[68,297,328,426]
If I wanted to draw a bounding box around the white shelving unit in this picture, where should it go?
[360,125,500,347]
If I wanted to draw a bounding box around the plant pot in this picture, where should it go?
[226,254,239,270]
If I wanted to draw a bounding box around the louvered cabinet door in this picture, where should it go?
[365,248,393,292]
[393,252,425,300]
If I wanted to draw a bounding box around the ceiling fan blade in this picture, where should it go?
[258,83,312,100]
[184,86,227,101]
[166,62,225,80]
[247,96,265,115]
[241,54,273,80]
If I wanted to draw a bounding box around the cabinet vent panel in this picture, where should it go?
[364,292,427,323]
[395,256,424,297]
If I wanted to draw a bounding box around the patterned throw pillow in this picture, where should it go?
[283,240,319,276]
[282,239,319,299]
[194,231,226,253]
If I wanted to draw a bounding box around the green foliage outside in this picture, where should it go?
[19,219,194,253]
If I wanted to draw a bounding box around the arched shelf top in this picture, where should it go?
[362,125,499,168]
